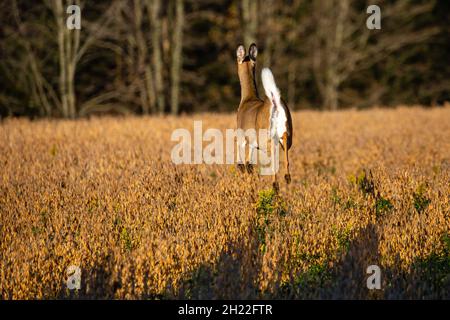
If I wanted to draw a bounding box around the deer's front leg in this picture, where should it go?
[246,140,258,174]
[236,138,246,173]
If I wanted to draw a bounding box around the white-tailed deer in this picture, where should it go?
[236,43,293,190]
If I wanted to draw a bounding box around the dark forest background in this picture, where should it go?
[0,0,449,118]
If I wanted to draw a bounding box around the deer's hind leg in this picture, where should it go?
[282,132,291,184]
[271,138,280,192]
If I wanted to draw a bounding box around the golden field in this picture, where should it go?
[1,106,449,299]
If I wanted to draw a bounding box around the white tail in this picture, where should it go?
[261,68,281,105]
[262,68,287,141]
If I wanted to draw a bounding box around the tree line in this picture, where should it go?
[0,0,448,118]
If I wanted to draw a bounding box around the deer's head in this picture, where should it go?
[236,43,258,99]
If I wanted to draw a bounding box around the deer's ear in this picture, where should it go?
[249,43,258,61]
[236,45,246,64]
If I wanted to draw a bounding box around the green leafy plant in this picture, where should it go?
[332,225,353,253]
[330,187,342,205]
[120,226,134,251]
[349,169,376,197]
[413,184,431,213]
[255,189,287,252]
[413,234,450,293]
[376,197,394,217]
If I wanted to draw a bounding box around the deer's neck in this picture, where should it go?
[239,65,259,102]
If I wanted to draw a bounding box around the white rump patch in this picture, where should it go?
[269,102,287,143]
[262,68,287,143]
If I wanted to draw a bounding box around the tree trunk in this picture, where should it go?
[54,0,80,118]
[242,0,258,47]
[313,0,348,110]
[66,0,79,118]
[170,0,184,115]
[54,0,69,117]
[263,0,274,66]
[148,0,164,114]
[133,0,151,114]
